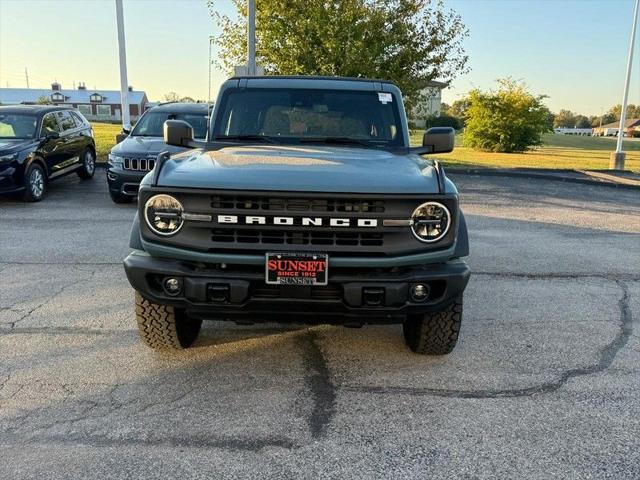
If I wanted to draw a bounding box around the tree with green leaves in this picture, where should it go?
[592,112,616,127]
[448,98,470,124]
[608,103,640,121]
[574,115,591,129]
[35,95,52,105]
[463,79,550,153]
[208,0,469,114]
[554,109,576,128]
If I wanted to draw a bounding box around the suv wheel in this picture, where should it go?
[109,190,134,204]
[22,163,46,202]
[77,148,95,179]
[135,292,202,350]
[403,296,463,355]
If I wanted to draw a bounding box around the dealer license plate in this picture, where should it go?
[265,253,329,286]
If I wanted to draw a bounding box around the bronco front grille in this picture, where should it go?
[142,190,458,257]
[211,195,385,213]
[123,157,156,171]
[211,229,384,247]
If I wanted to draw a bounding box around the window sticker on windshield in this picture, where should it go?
[378,92,393,104]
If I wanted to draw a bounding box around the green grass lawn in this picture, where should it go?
[410,131,640,171]
[91,122,122,162]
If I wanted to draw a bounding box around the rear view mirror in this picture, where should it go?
[422,127,455,154]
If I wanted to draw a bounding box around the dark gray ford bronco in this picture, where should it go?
[124,76,470,354]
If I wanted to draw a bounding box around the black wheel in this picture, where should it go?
[77,148,96,179]
[403,296,463,355]
[135,292,202,350]
[109,190,134,204]
[22,162,46,202]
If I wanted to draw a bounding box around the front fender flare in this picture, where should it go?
[129,212,144,250]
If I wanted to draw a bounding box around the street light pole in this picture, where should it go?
[611,0,639,170]
[247,0,256,76]
[115,0,131,129]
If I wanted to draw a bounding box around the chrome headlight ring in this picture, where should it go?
[144,194,184,236]
[410,201,451,243]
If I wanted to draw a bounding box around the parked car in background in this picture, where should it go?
[0,105,96,201]
[106,102,210,203]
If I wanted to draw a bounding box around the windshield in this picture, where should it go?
[0,113,37,139]
[213,88,403,147]
[131,111,208,139]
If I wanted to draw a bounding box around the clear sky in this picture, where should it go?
[0,0,638,116]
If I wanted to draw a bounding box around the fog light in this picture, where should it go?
[410,283,430,302]
[163,277,181,296]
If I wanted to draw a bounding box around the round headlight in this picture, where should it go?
[410,202,451,243]
[144,194,184,236]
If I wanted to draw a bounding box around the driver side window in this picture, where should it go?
[41,113,60,136]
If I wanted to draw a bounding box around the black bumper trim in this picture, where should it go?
[123,253,470,324]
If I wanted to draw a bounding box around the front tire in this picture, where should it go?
[135,292,202,350]
[403,296,463,355]
[22,163,46,202]
[77,148,95,179]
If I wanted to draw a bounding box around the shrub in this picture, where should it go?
[423,114,462,131]
[463,79,551,153]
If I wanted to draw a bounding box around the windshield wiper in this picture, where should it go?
[299,137,380,147]
[214,135,277,144]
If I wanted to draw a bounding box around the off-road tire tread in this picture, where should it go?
[135,292,201,350]
[403,296,463,355]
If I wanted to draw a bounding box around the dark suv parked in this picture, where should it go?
[0,105,96,201]
[106,102,209,203]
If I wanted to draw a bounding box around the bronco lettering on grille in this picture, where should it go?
[216,215,378,228]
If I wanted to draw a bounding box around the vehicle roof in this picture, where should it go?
[0,104,73,116]
[223,75,403,93]
[149,102,210,113]
[230,75,398,84]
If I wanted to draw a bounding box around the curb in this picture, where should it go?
[446,167,640,191]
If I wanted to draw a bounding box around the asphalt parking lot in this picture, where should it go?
[1,173,639,479]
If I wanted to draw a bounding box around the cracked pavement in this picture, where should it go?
[1,174,639,479]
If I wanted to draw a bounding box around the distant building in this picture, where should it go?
[410,80,448,128]
[0,82,149,122]
[593,118,640,137]
[554,127,593,136]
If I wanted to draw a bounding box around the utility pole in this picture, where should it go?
[610,0,639,170]
[115,0,131,129]
[208,36,214,102]
[247,0,256,76]
[24,67,29,88]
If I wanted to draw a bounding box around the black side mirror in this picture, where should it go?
[45,131,60,140]
[164,119,201,148]
[422,127,455,154]
[115,131,128,144]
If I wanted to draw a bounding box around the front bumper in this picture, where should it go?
[0,164,23,194]
[106,165,148,197]
[123,252,470,324]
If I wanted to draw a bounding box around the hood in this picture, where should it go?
[156,144,440,194]
[0,138,35,155]
[111,136,187,156]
